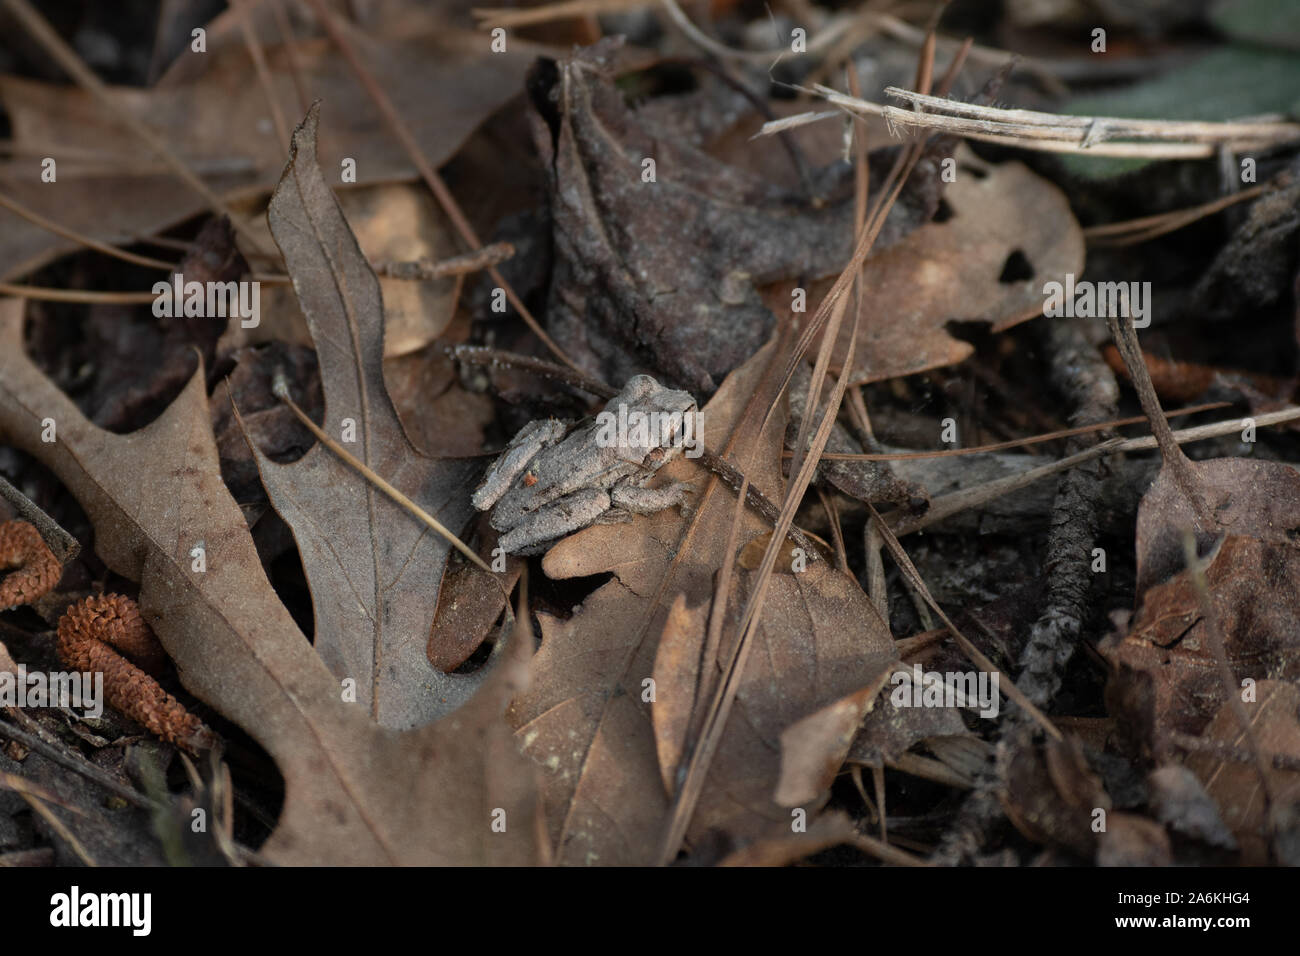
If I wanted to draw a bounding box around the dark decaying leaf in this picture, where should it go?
[526,39,944,395]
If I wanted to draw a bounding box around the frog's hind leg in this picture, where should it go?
[471,418,569,511]
[609,481,690,516]
[498,488,611,554]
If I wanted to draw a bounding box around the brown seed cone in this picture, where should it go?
[0,520,62,608]
[57,595,216,755]
[57,591,167,675]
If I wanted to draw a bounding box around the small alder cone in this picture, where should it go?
[0,519,62,608]
[0,519,214,755]
[57,595,217,756]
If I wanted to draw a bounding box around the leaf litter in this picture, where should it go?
[1,0,1300,870]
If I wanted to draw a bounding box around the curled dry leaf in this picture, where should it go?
[0,298,541,865]
[239,103,484,730]
[510,342,896,862]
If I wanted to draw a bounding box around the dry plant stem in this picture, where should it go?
[1084,184,1267,245]
[784,86,1300,159]
[815,486,849,571]
[696,450,821,556]
[813,401,1228,460]
[0,285,157,305]
[269,384,495,576]
[884,87,1300,144]
[232,0,292,152]
[269,0,312,115]
[0,191,177,271]
[656,0,854,64]
[300,0,584,374]
[0,0,270,255]
[451,343,615,398]
[1018,319,1118,708]
[18,789,96,865]
[888,407,1300,537]
[1105,312,1214,530]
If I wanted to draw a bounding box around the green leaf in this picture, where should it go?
[1061,47,1300,179]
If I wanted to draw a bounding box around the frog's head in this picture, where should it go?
[599,375,701,470]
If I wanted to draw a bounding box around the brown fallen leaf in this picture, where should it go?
[239,103,483,731]
[1103,533,1300,746]
[1099,308,1300,760]
[1186,680,1300,864]
[1003,734,1110,859]
[0,22,537,281]
[220,183,465,359]
[0,298,541,865]
[511,340,897,862]
[813,146,1085,385]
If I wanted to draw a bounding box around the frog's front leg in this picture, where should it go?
[471,418,569,511]
[608,478,691,516]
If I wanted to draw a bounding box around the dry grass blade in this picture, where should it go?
[231,0,292,152]
[0,284,157,304]
[889,406,1300,537]
[0,190,177,271]
[658,32,951,862]
[814,401,1229,460]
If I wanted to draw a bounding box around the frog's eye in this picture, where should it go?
[643,447,667,468]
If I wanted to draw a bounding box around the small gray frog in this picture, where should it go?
[472,375,698,554]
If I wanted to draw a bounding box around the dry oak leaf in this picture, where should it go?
[814,147,1085,385]
[0,299,540,865]
[1186,680,1300,864]
[240,103,483,730]
[223,183,466,359]
[510,342,896,862]
[1102,533,1300,746]
[1102,449,1300,751]
[0,22,537,280]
